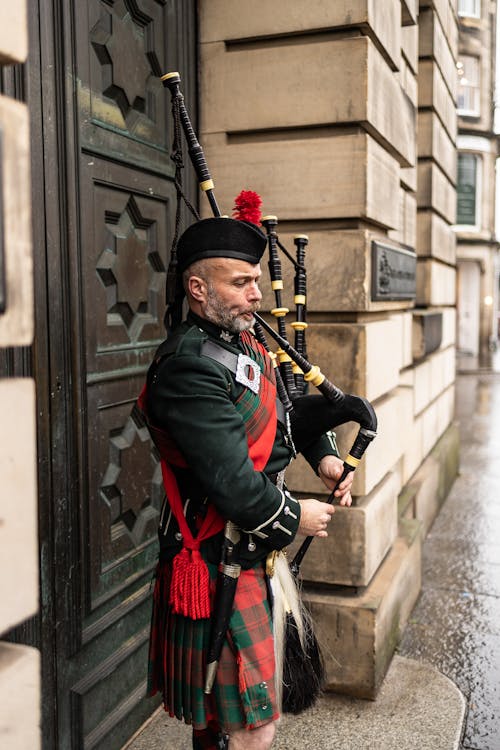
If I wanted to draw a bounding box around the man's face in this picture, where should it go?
[193,258,263,333]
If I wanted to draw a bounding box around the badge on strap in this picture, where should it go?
[235,353,261,394]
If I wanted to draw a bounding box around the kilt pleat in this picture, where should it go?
[148,558,279,731]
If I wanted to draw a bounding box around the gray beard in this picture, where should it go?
[204,284,256,333]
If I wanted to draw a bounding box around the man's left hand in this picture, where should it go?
[317,455,353,506]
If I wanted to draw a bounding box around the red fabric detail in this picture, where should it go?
[160,456,223,620]
[243,371,277,472]
[150,423,188,468]
[169,548,211,619]
[160,460,224,551]
[232,190,262,225]
[137,383,147,411]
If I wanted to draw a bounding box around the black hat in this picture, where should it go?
[176,217,266,273]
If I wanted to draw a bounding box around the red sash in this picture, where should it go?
[137,337,277,619]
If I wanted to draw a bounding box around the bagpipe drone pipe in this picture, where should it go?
[160,71,378,713]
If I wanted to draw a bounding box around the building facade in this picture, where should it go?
[0,1,496,748]
[198,0,459,697]
[455,0,499,357]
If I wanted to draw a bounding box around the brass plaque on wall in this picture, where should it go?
[371,241,416,301]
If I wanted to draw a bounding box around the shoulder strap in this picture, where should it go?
[200,339,286,425]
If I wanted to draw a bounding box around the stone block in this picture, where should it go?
[0,3,27,64]
[418,111,457,184]
[402,409,424,484]
[0,95,33,347]
[430,346,455,398]
[413,358,432,416]
[304,522,421,698]
[287,471,399,587]
[416,258,456,306]
[416,210,456,263]
[422,384,455,457]
[401,312,414,368]
[199,0,402,70]
[286,389,408,499]
[0,643,40,748]
[305,319,401,402]
[403,413,458,533]
[418,7,457,99]
[334,389,408,497]
[412,310,443,361]
[388,311,413,370]
[434,417,460,505]
[402,24,418,73]
[0,379,38,635]
[401,165,417,192]
[417,162,456,225]
[418,59,457,141]
[389,187,416,248]
[202,132,400,229]
[201,37,415,167]
[259,228,416,315]
[408,452,441,535]
[441,306,457,348]
[419,0,458,56]
[401,0,418,25]
[404,189,417,248]
[413,346,455,416]
[399,58,418,107]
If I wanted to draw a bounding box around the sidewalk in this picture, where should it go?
[124,655,465,749]
[399,358,500,750]
[126,360,500,750]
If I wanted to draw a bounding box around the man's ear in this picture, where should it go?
[187,275,207,303]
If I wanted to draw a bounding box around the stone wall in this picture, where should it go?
[0,1,40,746]
[198,0,459,697]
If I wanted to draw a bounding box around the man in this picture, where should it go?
[141,216,353,750]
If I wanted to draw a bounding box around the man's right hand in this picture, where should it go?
[297,498,335,537]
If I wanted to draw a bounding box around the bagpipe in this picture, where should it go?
[160,71,378,713]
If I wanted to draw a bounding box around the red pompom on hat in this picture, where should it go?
[233,190,262,225]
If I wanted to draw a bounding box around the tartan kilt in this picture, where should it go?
[148,557,279,732]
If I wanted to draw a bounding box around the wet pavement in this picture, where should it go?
[399,353,500,750]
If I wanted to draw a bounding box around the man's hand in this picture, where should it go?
[297,498,335,537]
[317,455,353,507]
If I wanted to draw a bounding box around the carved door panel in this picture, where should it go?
[30,1,197,748]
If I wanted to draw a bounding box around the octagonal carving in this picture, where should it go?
[90,0,163,132]
[96,194,165,342]
[100,402,163,549]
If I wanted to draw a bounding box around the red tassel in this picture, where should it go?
[233,190,262,225]
[169,548,211,620]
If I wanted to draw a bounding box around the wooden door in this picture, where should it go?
[15,1,197,747]
[458,260,481,356]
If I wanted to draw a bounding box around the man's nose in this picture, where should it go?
[248,282,262,301]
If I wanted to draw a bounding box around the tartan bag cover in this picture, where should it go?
[144,331,280,729]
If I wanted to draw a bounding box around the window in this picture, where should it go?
[457,56,480,116]
[456,153,481,227]
[458,0,481,17]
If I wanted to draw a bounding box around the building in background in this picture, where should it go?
[0,2,497,748]
[455,0,500,357]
